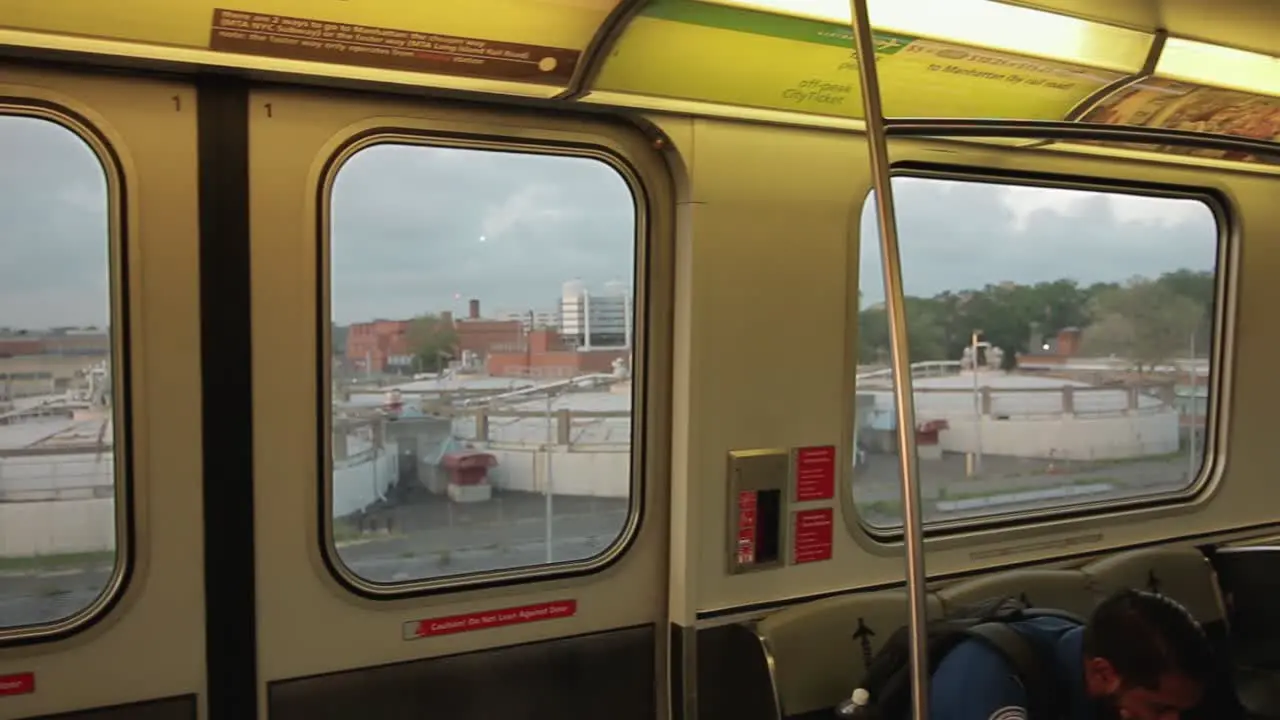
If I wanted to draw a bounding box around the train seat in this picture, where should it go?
[1204,547,1280,720]
[751,544,1236,720]
[1082,545,1228,631]
[1212,547,1280,667]
[754,590,945,718]
[936,568,1096,617]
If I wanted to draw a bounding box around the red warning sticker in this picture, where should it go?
[795,445,836,502]
[404,600,577,640]
[0,672,34,697]
[793,508,834,564]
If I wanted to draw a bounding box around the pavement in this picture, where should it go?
[0,449,1199,627]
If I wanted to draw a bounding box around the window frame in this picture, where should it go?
[315,130,651,598]
[849,164,1233,541]
[0,102,134,645]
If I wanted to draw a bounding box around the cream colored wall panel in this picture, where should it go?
[672,117,861,612]
[0,65,204,716]
[643,111,1280,615]
[667,193,700,627]
[249,87,674,684]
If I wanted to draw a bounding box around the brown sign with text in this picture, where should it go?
[210,9,579,85]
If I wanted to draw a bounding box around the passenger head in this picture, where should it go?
[1082,589,1215,720]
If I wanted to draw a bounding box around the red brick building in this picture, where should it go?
[456,300,523,361]
[345,319,410,374]
[1016,327,1083,370]
[345,300,623,377]
[0,338,45,357]
[487,328,626,378]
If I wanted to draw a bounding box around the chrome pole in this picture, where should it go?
[847,2,931,720]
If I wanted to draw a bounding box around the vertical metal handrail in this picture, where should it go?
[847,2,931,719]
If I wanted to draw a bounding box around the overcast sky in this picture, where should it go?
[859,178,1219,306]
[330,143,637,324]
[0,116,111,329]
[0,115,1219,328]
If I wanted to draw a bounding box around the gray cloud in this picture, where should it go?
[858,177,1219,306]
[0,116,110,329]
[330,144,637,324]
[0,118,1221,329]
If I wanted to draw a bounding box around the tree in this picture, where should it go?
[856,298,947,365]
[1077,312,1135,358]
[1157,268,1214,308]
[1156,268,1215,354]
[1081,277,1202,372]
[855,268,1213,371]
[407,313,459,373]
[857,305,889,364]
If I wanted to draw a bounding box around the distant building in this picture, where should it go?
[559,279,632,349]
[346,319,411,375]
[486,328,627,378]
[493,308,559,331]
[1016,327,1083,370]
[0,337,44,358]
[0,328,109,359]
[455,299,524,361]
[40,329,110,357]
[0,355,96,399]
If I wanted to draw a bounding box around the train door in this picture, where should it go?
[248,84,674,718]
[0,64,205,717]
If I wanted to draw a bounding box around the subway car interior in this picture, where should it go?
[2,0,1280,718]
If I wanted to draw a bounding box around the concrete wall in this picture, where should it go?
[863,384,1181,460]
[332,447,397,518]
[0,497,116,556]
[0,454,112,501]
[0,442,624,557]
[0,446,397,558]
[937,410,1180,460]
[0,404,1171,557]
[486,448,630,498]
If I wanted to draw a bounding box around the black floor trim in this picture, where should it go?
[21,694,197,719]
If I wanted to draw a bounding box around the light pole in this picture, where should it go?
[542,378,576,563]
[545,385,555,563]
[1187,329,1196,483]
[970,329,984,477]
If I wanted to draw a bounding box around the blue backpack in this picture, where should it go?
[836,596,1084,720]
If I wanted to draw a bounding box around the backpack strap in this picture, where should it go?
[966,622,1064,720]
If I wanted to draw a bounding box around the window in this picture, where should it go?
[854,176,1220,528]
[326,141,640,588]
[0,113,122,633]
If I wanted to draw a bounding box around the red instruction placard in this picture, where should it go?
[795,445,836,502]
[793,508,834,564]
[0,672,34,697]
[404,600,577,640]
[736,490,758,565]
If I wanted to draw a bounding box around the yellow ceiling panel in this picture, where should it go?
[708,0,1151,73]
[996,0,1280,60]
[594,0,1125,121]
[1157,38,1280,98]
[0,0,618,91]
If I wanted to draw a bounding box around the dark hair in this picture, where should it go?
[1082,588,1216,690]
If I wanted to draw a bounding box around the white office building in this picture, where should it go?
[560,279,632,349]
